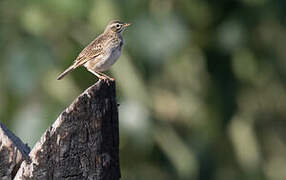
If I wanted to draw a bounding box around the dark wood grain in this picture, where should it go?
[14,79,120,180]
[0,122,30,180]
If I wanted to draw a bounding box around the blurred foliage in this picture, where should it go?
[0,0,286,179]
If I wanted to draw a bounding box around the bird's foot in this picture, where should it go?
[98,76,114,85]
[88,70,114,83]
[98,72,115,82]
[108,77,115,81]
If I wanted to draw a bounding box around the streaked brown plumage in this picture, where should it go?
[57,20,131,80]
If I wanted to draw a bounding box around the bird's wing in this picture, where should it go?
[72,34,105,69]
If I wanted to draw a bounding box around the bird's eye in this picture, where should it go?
[116,24,121,28]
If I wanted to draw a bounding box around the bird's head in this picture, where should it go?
[105,20,131,34]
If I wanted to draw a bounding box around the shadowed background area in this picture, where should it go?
[0,0,286,179]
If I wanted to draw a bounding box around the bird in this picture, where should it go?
[57,20,131,81]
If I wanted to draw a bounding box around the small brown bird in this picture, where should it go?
[57,20,131,80]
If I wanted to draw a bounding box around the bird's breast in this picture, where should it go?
[91,42,123,72]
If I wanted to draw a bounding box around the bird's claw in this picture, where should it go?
[99,76,114,85]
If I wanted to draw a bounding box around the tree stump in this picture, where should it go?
[12,79,120,180]
[0,122,30,180]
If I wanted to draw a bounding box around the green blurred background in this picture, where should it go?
[1,0,286,179]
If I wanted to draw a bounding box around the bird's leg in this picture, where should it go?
[87,69,107,80]
[97,72,115,81]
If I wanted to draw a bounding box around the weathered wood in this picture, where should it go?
[0,122,30,180]
[14,79,120,180]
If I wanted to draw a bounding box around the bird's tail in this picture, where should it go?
[57,66,74,80]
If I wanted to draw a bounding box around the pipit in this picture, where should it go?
[57,20,131,80]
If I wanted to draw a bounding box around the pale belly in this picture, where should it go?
[84,47,122,72]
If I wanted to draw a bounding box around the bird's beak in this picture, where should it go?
[123,23,131,27]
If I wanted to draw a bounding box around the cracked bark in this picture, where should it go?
[13,79,120,180]
[0,122,30,180]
